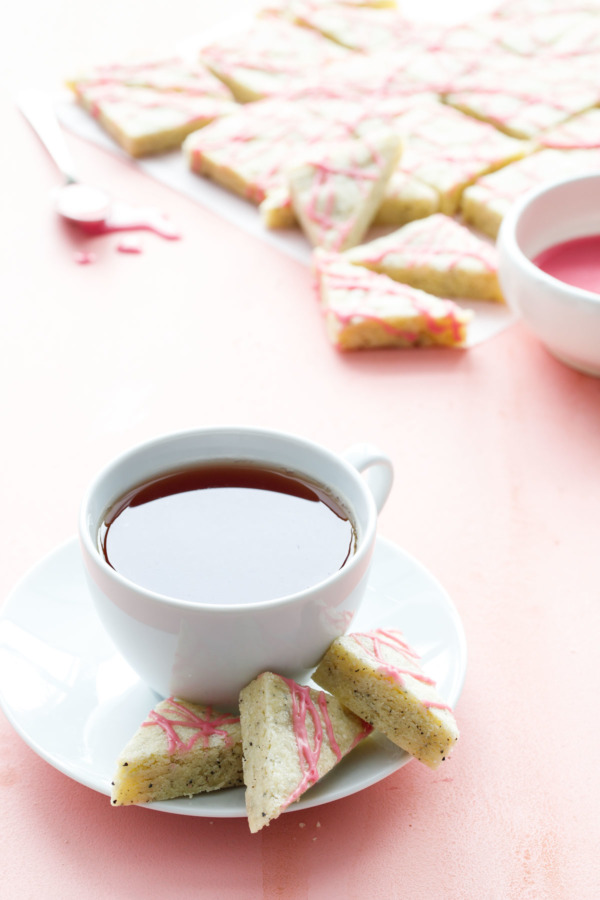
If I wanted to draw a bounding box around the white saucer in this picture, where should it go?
[0,536,467,818]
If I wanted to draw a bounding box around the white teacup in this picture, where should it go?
[79,427,393,709]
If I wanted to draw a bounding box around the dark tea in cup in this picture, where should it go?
[99,461,357,605]
[80,426,392,705]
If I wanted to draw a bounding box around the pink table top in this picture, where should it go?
[2,2,600,897]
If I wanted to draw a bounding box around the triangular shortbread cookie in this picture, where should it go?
[313,249,471,349]
[111,697,243,805]
[345,213,503,301]
[67,55,235,98]
[239,672,372,832]
[461,147,600,238]
[71,82,235,157]
[199,17,350,103]
[289,132,401,251]
[313,628,459,769]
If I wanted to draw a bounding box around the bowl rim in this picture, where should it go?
[499,171,600,307]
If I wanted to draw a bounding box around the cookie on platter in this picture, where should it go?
[72,82,235,156]
[313,249,472,350]
[461,147,600,238]
[285,2,418,53]
[344,213,503,302]
[288,131,401,251]
[183,96,367,224]
[538,107,600,150]
[68,56,234,99]
[376,101,532,216]
[198,17,350,102]
[444,55,598,139]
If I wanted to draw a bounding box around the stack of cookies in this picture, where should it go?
[67,0,600,348]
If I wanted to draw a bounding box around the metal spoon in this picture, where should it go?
[17,89,112,226]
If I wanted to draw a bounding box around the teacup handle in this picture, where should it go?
[343,444,394,513]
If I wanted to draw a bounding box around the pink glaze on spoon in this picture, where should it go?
[79,201,181,240]
[18,89,181,241]
[55,182,112,225]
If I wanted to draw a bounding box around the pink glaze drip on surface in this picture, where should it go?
[142,697,239,754]
[79,202,181,240]
[74,250,96,265]
[116,235,143,254]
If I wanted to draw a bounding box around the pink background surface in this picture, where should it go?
[2,2,600,897]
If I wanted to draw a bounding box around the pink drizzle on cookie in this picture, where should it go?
[301,138,385,251]
[279,676,371,806]
[280,678,325,804]
[315,254,467,343]
[142,697,239,753]
[357,215,497,273]
[352,628,453,712]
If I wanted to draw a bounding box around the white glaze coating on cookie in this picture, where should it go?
[539,107,600,149]
[373,170,439,226]
[68,56,234,98]
[198,17,350,102]
[313,628,459,769]
[72,82,236,156]
[444,53,598,139]
[495,0,600,20]
[461,148,600,238]
[111,697,243,805]
[313,249,472,349]
[497,10,600,58]
[239,672,371,832]
[289,131,401,250]
[345,213,503,302]
[381,101,532,215]
[284,2,418,53]
[183,95,368,212]
[263,0,398,16]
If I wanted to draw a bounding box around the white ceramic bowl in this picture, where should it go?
[497,172,600,377]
